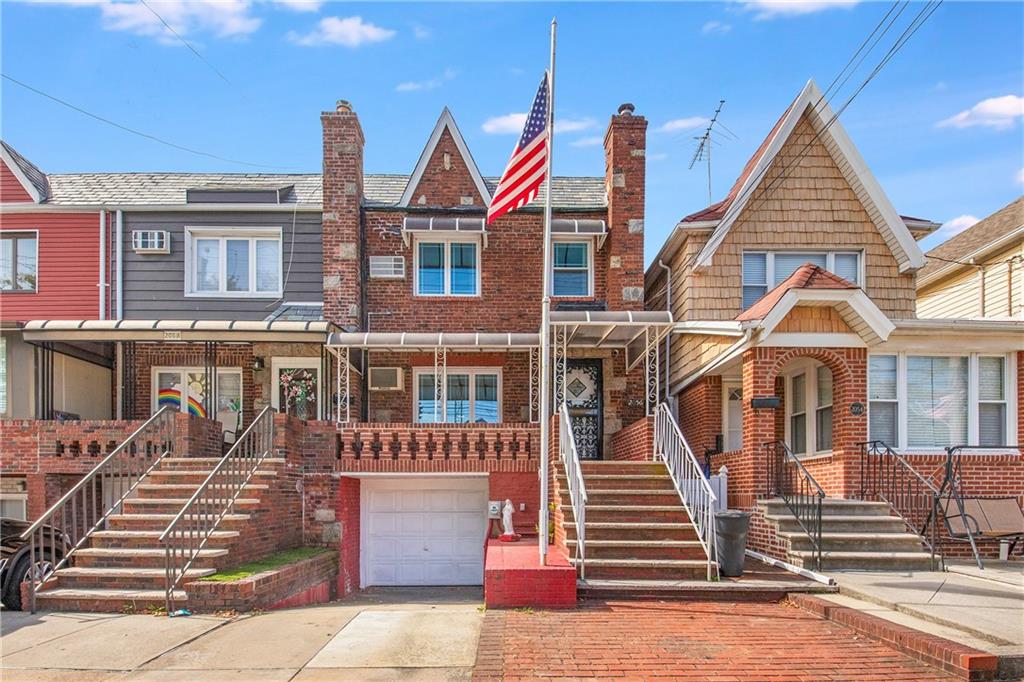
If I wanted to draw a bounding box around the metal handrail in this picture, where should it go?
[160,406,275,613]
[858,440,941,567]
[20,406,176,612]
[653,402,719,580]
[765,439,825,571]
[557,403,588,578]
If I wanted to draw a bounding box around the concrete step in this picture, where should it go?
[135,483,269,499]
[73,547,228,569]
[760,498,894,517]
[566,539,706,560]
[788,550,936,571]
[782,532,928,553]
[53,566,215,590]
[560,489,681,506]
[33,587,187,613]
[563,505,690,524]
[563,521,698,542]
[122,497,260,513]
[576,578,834,601]
[90,529,240,549]
[557,473,674,491]
[107,513,251,531]
[572,557,709,581]
[155,457,285,471]
[147,470,278,485]
[766,514,908,533]
[565,462,668,477]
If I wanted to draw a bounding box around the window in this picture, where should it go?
[0,477,27,521]
[415,368,500,423]
[790,372,807,455]
[784,360,834,457]
[186,228,281,296]
[415,239,479,296]
[131,230,170,254]
[1,231,38,292]
[723,383,743,452]
[815,365,833,452]
[742,251,861,309]
[869,353,1015,450]
[552,241,591,297]
[153,367,243,433]
[271,358,321,421]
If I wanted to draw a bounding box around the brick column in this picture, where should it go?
[321,100,364,328]
[603,103,647,310]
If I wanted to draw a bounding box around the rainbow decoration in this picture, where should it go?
[158,389,181,408]
[186,396,207,418]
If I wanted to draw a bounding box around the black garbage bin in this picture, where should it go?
[714,510,751,577]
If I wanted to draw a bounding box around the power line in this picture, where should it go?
[139,0,232,85]
[2,73,296,170]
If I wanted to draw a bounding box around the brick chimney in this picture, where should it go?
[321,99,364,328]
[604,102,647,310]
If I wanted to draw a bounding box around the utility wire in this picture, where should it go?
[139,0,232,85]
[2,73,296,170]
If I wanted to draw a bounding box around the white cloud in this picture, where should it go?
[741,0,860,20]
[657,116,710,133]
[22,0,263,40]
[482,114,596,135]
[931,214,980,243]
[570,136,604,148]
[701,20,732,35]
[395,68,457,93]
[288,15,395,47]
[267,0,322,11]
[1017,168,1024,185]
[936,95,1024,130]
[648,152,669,162]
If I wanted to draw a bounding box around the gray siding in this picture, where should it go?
[122,211,323,320]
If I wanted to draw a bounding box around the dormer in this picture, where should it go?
[1,141,49,203]
[399,108,492,209]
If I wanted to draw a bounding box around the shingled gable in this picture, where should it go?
[1,140,50,203]
[690,79,926,274]
[737,263,894,344]
[398,107,493,208]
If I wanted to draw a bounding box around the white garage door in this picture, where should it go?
[362,477,488,587]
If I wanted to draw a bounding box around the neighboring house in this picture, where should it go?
[646,80,1022,562]
[916,197,1024,320]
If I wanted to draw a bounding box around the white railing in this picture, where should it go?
[558,403,588,578]
[653,402,719,580]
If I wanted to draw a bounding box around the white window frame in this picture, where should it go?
[815,365,834,453]
[551,238,593,298]
[721,380,743,453]
[150,366,244,418]
[0,229,39,293]
[412,367,502,423]
[782,358,833,458]
[867,352,1018,453]
[0,490,28,520]
[977,355,1009,447]
[412,235,481,297]
[184,226,283,298]
[270,356,323,420]
[742,250,864,308]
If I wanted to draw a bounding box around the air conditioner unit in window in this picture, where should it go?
[368,367,403,391]
[131,230,170,254]
[369,255,405,279]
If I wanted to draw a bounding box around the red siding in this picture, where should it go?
[1,161,35,203]
[0,211,102,321]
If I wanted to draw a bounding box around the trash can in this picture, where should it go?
[714,510,751,578]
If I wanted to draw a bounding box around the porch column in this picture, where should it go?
[433,346,447,422]
[203,341,218,420]
[644,327,660,417]
[741,347,776,508]
[34,342,54,420]
[553,324,567,410]
[335,346,351,424]
[529,346,540,423]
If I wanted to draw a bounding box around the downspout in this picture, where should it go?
[658,259,672,402]
[115,209,124,319]
[98,209,106,319]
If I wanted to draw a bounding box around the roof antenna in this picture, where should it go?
[688,99,725,205]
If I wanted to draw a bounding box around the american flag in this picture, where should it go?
[486,74,550,225]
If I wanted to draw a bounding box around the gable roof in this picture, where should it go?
[687,80,926,274]
[917,196,1024,286]
[399,108,492,207]
[1,140,50,202]
[736,263,857,322]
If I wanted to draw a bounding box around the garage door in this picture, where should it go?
[362,477,488,587]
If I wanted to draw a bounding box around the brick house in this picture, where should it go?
[646,80,1023,566]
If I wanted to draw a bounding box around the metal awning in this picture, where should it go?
[401,217,487,247]
[551,219,607,249]
[548,310,674,370]
[22,319,333,343]
[326,331,539,351]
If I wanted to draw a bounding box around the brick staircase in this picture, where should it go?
[759,498,935,571]
[554,460,711,583]
[33,456,286,613]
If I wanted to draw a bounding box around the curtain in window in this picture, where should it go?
[773,253,827,286]
[833,253,860,284]
[790,373,807,454]
[225,239,249,292]
[256,240,280,292]
[195,239,220,291]
[742,253,767,309]
[868,355,898,446]
[815,366,833,452]
[978,356,1006,447]
[906,356,967,448]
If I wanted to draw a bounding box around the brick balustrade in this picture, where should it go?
[336,422,540,469]
[609,416,653,461]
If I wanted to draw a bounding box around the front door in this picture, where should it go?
[564,359,603,460]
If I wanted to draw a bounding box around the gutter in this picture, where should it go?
[115,210,124,319]
[917,225,1024,289]
[98,210,106,320]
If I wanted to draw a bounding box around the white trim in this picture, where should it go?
[399,108,492,207]
[270,356,323,420]
[184,226,283,298]
[722,380,743,453]
[1,203,321,214]
[150,365,244,420]
[411,366,502,424]
[917,225,1024,289]
[0,146,44,203]
[693,79,925,273]
[761,332,866,348]
[673,320,745,336]
[756,288,896,345]
[0,228,39,293]
[550,238,593,298]
[412,234,481,298]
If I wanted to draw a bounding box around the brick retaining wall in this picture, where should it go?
[185,550,338,612]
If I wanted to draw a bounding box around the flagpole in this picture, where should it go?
[538,17,556,565]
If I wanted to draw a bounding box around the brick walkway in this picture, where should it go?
[473,599,954,681]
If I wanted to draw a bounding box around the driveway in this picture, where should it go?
[0,587,483,681]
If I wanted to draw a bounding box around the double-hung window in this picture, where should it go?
[1,231,38,292]
[415,368,500,423]
[552,241,591,297]
[868,353,1016,450]
[416,239,479,296]
[742,251,861,309]
[784,361,834,457]
[187,228,281,296]
[790,372,808,455]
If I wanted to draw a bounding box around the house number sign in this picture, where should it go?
[850,402,865,416]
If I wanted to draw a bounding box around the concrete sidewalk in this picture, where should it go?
[0,587,483,681]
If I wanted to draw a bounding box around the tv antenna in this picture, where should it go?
[689,100,726,204]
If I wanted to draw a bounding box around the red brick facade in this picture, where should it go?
[604,106,647,311]
[609,416,653,461]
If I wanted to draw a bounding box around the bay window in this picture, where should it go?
[868,353,1016,450]
[415,239,479,296]
[187,228,281,296]
[415,368,500,423]
[742,250,862,309]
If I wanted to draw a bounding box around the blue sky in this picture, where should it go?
[2,1,1022,264]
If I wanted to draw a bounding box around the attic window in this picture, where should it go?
[186,185,294,204]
